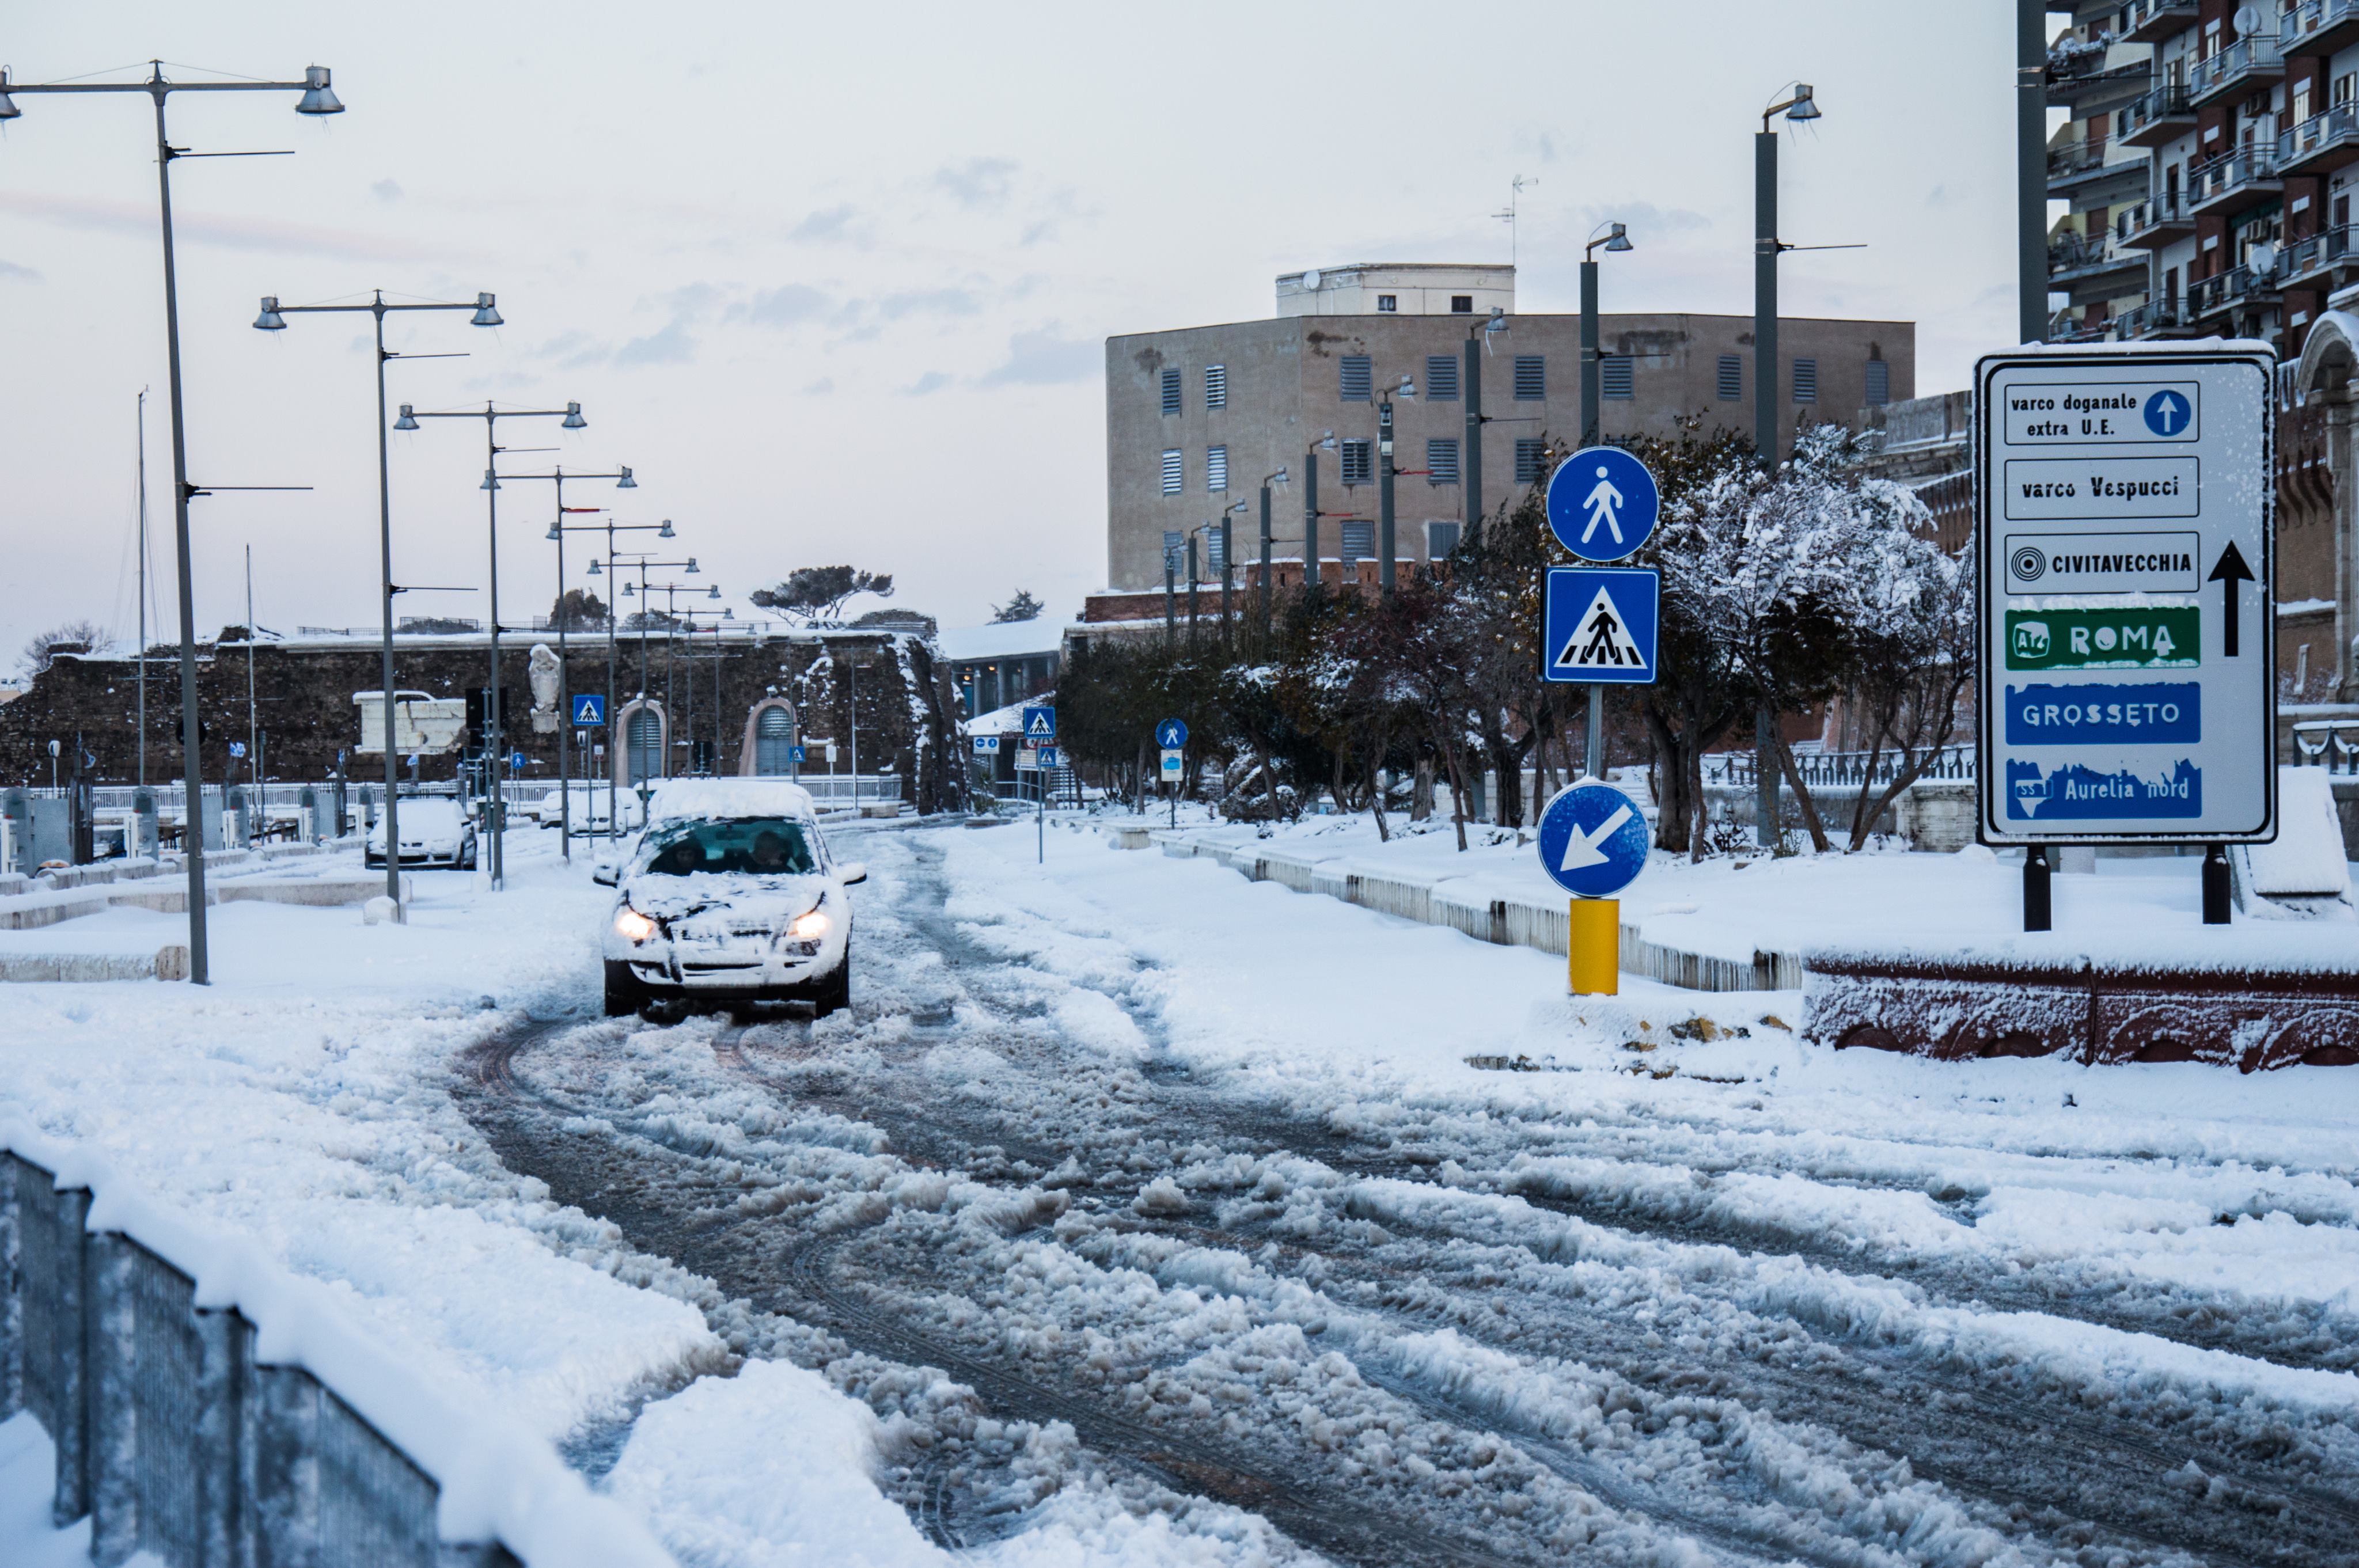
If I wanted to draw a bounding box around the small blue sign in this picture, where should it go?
[1543,567,1658,685]
[2004,682,2199,746]
[2005,759,2201,820]
[228,742,246,759]
[1156,717,1188,748]
[1535,782,1650,898]
[1023,705,1057,741]
[2143,387,2194,438]
[791,745,808,764]
[1546,446,1660,561]
[572,693,606,726]
[972,736,1000,754]
[1038,746,1062,768]
[510,750,528,771]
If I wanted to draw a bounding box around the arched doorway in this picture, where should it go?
[612,698,669,788]
[739,696,799,776]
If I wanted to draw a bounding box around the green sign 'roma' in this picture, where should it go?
[2004,608,2199,671]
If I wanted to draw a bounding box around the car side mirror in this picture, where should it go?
[837,861,868,886]
[593,864,619,887]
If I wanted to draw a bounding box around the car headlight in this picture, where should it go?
[614,907,658,943]
[787,909,830,941]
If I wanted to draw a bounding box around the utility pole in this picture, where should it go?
[1463,334,1484,542]
[2019,0,2050,345]
[1303,441,1322,592]
[244,545,258,836]
[1378,393,1398,594]
[135,388,149,789]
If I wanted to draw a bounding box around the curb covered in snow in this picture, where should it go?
[0,1120,675,1568]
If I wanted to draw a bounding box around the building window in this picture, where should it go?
[1514,438,1547,483]
[1160,367,1181,415]
[1376,294,1398,312]
[1793,357,1818,404]
[1427,437,1460,484]
[1717,354,1743,401]
[1207,444,1229,492]
[1340,521,1375,559]
[1601,355,1634,399]
[1160,449,1184,495]
[1864,359,1890,407]
[1514,355,1545,400]
[1450,295,1473,313]
[1340,355,1372,401]
[1163,530,1184,572]
[1425,354,1460,401]
[1340,438,1374,484]
[1205,363,1227,409]
[1427,520,1462,557]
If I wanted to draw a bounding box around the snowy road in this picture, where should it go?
[455,824,2359,1567]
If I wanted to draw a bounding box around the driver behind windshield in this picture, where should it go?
[749,830,792,872]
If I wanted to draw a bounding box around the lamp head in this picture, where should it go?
[685,557,699,574]
[586,558,602,577]
[294,65,344,116]
[656,517,673,537]
[616,466,637,490]
[469,291,503,328]
[1318,431,1337,451]
[1785,83,1821,122]
[1604,222,1633,252]
[480,468,500,492]
[1397,375,1416,400]
[723,608,734,620]
[620,580,635,597]
[252,296,287,331]
[0,69,21,122]
[393,403,418,431]
[1272,468,1290,485]
[561,401,586,430]
[545,523,560,541]
[708,584,721,599]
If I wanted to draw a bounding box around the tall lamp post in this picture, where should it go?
[1303,432,1336,593]
[1579,222,1633,779]
[540,494,661,857]
[1256,467,1288,638]
[1755,81,1822,846]
[2,60,347,982]
[609,556,700,810]
[1218,499,1248,648]
[1462,308,1507,544]
[253,291,503,912]
[395,401,594,889]
[1377,373,1417,595]
[647,580,721,766]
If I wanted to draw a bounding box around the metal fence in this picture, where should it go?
[1705,745,1977,789]
[2291,720,2359,773]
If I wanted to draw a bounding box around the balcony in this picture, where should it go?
[2187,263,2281,319]
[2048,136,2148,199]
[2120,0,2198,43]
[2281,0,2359,60]
[2049,230,2146,291]
[2107,297,2195,339]
[2186,146,2284,218]
[2282,226,2358,284]
[2277,104,2359,177]
[2048,43,2151,112]
[2189,36,2286,107]
[2044,310,2112,344]
[2117,193,2195,249]
[2119,82,2197,147]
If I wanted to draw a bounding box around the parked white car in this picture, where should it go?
[596,779,864,1017]
[365,796,477,869]
[532,784,644,834]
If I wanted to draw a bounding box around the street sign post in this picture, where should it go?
[1546,446,1660,561]
[1974,348,2275,930]
[572,693,606,727]
[1017,710,1056,862]
[1536,780,1650,995]
[1014,747,1040,770]
[1543,567,1658,685]
[1038,746,1061,768]
[1156,718,1188,749]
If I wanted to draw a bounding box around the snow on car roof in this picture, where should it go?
[646,778,818,823]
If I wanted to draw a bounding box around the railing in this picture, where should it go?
[2188,145,2283,206]
[2119,81,2194,141]
[2292,720,2359,772]
[2187,261,2280,316]
[2189,35,2285,101]
[1705,745,1975,789]
[2045,309,2113,343]
[2281,0,2359,50]
[2281,225,2358,281]
[2107,295,2193,338]
[2048,231,2138,277]
[2121,0,2199,38]
[2115,192,2189,245]
[2278,103,2359,169]
[2046,136,2118,183]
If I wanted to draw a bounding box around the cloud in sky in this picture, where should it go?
[0,259,40,283]
[615,317,697,367]
[0,192,444,263]
[905,371,951,396]
[372,179,404,203]
[787,204,860,243]
[734,283,830,326]
[931,157,1018,211]
[978,326,1095,388]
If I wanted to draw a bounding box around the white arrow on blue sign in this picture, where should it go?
[1546,446,1660,561]
[1535,781,1651,898]
[1156,717,1188,748]
[1023,705,1056,741]
[572,694,606,726]
[972,735,1000,754]
[1543,567,1659,685]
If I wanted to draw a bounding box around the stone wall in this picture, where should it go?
[0,631,968,812]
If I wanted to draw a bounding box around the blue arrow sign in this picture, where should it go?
[572,693,606,726]
[1543,567,1658,685]
[1546,446,1660,561]
[1156,717,1188,748]
[1022,705,1057,741]
[1535,781,1651,898]
[972,736,1000,754]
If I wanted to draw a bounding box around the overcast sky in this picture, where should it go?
[0,2,2024,666]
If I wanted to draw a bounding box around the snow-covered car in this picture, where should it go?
[595,780,865,1017]
[365,796,477,869]
[533,784,644,834]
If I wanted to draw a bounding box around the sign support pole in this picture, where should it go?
[1568,898,1618,995]
[2202,843,2230,924]
[1584,687,1604,780]
[2023,845,2051,932]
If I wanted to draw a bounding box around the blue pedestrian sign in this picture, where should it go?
[1156,717,1188,748]
[572,693,606,726]
[1546,446,1660,561]
[1536,781,1651,899]
[1022,705,1057,741]
[509,750,527,772]
[791,744,808,764]
[1038,746,1062,768]
[1543,567,1658,685]
[228,741,246,759]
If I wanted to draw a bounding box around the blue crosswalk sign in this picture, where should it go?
[1023,705,1056,741]
[1543,567,1658,685]
[1546,446,1660,561]
[572,693,606,726]
[1038,746,1061,768]
[1156,718,1188,748]
[791,744,807,764]
[1536,781,1651,898]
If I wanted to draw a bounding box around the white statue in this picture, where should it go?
[528,643,561,733]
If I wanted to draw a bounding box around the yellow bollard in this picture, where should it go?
[1568,897,1619,995]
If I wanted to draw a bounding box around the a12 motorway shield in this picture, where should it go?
[1543,567,1658,685]
[1535,781,1651,899]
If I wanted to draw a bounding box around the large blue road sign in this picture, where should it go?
[1546,446,1660,561]
[572,693,606,726]
[1535,781,1651,899]
[1156,717,1188,748]
[1022,705,1057,741]
[1543,567,1658,685]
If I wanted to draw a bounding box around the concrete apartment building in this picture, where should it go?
[1096,264,1913,607]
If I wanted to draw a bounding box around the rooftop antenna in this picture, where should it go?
[1493,174,1537,268]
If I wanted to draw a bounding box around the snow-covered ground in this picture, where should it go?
[5,814,2358,1565]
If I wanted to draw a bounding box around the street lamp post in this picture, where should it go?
[648,581,719,769]
[1257,468,1288,639]
[1376,374,1417,594]
[1579,222,1634,780]
[254,291,503,912]
[540,492,659,856]
[1219,499,1247,648]
[1755,81,1822,846]
[610,555,699,806]
[1462,309,1505,544]
[1303,432,1334,593]
[398,401,594,889]
[2,60,347,982]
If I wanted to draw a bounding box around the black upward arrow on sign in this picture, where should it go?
[2207,541,2255,658]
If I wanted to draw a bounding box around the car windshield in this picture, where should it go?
[634,818,817,878]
